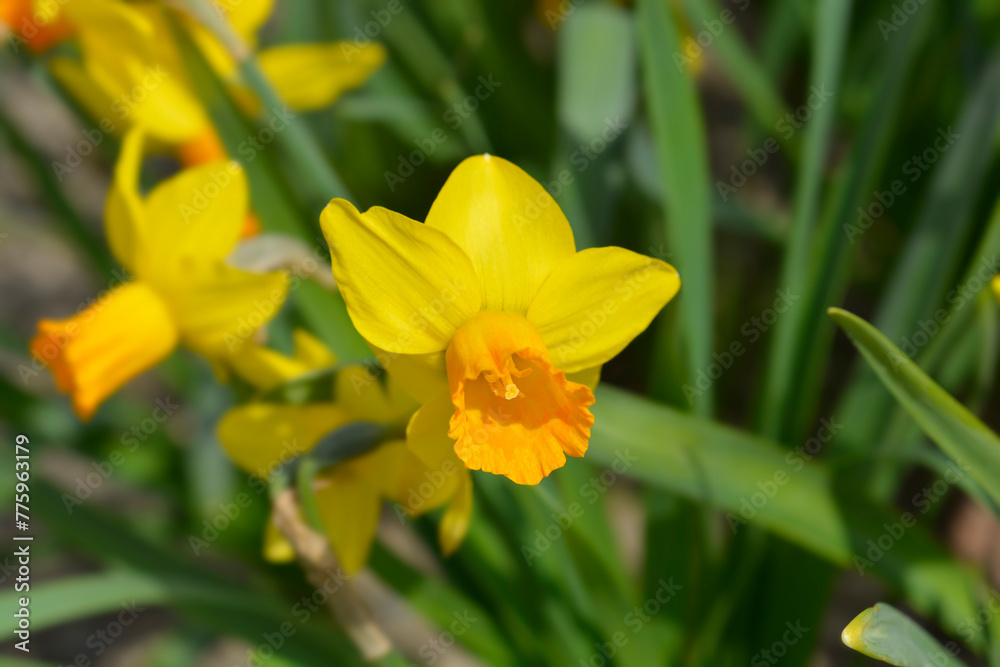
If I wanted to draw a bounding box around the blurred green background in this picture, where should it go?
[3,0,1000,665]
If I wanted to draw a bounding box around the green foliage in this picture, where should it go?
[7,0,1000,664]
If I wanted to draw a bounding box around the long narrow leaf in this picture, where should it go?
[758,0,852,439]
[636,0,715,415]
[588,385,984,639]
[782,0,933,441]
[835,51,1000,455]
[828,308,1000,510]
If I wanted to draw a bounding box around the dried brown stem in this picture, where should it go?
[271,488,393,662]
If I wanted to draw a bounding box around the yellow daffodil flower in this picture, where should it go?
[992,275,1000,303]
[218,330,472,573]
[42,0,385,166]
[321,155,680,485]
[30,129,288,419]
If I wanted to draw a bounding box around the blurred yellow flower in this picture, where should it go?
[30,129,287,419]
[218,330,472,572]
[40,0,385,166]
[0,0,73,52]
[321,155,680,485]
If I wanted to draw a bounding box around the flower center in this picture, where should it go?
[483,358,532,399]
[444,311,594,485]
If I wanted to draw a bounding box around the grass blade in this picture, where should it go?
[636,0,715,415]
[588,385,984,640]
[757,0,852,439]
[835,50,1000,455]
[684,0,789,141]
[828,307,1000,511]
[777,0,933,441]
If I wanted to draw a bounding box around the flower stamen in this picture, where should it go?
[483,360,532,399]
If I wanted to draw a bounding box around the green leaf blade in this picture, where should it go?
[829,307,1000,510]
[636,0,715,415]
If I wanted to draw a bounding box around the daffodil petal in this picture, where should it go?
[164,261,288,358]
[67,0,208,143]
[142,161,247,280]
[371,440,457,515]
[293,329,338,368]
[425,155,576,313]
[439,470,472,556]
[315,465,381,574]
[223,0,273,41]
[370,344,448,404]
[257,42,386,112]
[334,365,396,422]
[527,247,680,373]
[216,402,351,476]
[406,390,462,471]
[65,0,152,86]
[228,343,313,391]
[30,281,178,420]
[105,128,146,274]
[321,199,482,354]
